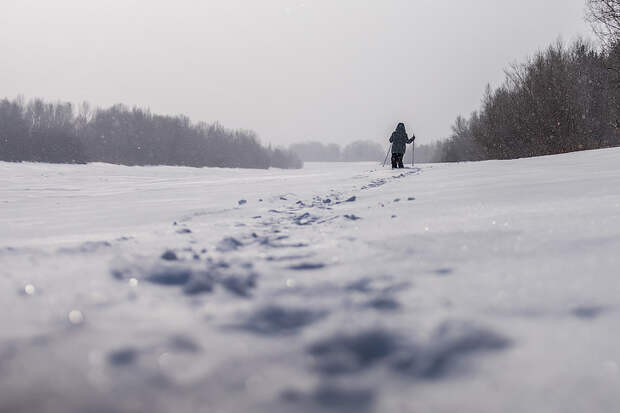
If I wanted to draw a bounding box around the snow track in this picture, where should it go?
[1,150,620,412]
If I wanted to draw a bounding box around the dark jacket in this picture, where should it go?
[389,123,415,154]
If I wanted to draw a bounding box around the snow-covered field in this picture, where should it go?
[2,148,620,413]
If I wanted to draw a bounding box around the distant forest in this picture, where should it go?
[0,98,302,169]
[289,140,384,162]
[4,1,619,169]
[425,0,620,163]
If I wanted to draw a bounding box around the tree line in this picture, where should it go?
[427,0,620,163]
[0,97,302,169]
[289,140,384,162]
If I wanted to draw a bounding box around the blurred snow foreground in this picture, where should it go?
[1,148,620,412]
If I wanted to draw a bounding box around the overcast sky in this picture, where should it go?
[1,0,592,146]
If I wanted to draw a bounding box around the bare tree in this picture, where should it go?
[586,0,620,49]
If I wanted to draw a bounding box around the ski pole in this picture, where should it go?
[382,144,392,167]
[412,142,415,167]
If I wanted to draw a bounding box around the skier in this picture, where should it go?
[389,123,415,168]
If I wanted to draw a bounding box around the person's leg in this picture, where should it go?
[391,154,398,168]
[398,154,404,168]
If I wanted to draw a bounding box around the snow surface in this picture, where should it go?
[1,148,620,412]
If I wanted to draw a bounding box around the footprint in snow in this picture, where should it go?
[161,250,178,261]
[233,305,328,336]
[217,237,244,252]
[572,306,606,319]
[112,258,259,298]
[307,322,510,380]
[365,296,401,311]
[295,212,319,226]
[107,348,138,366]
[288,263,326,271]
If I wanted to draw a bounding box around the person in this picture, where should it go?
[389,123,415,168]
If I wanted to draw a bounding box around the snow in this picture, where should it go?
[1,148,620,412]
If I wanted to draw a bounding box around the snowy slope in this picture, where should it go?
[1,148,620,413]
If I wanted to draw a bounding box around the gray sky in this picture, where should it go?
[1,0,592,146]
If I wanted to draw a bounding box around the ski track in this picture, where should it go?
[2,152,620,412]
